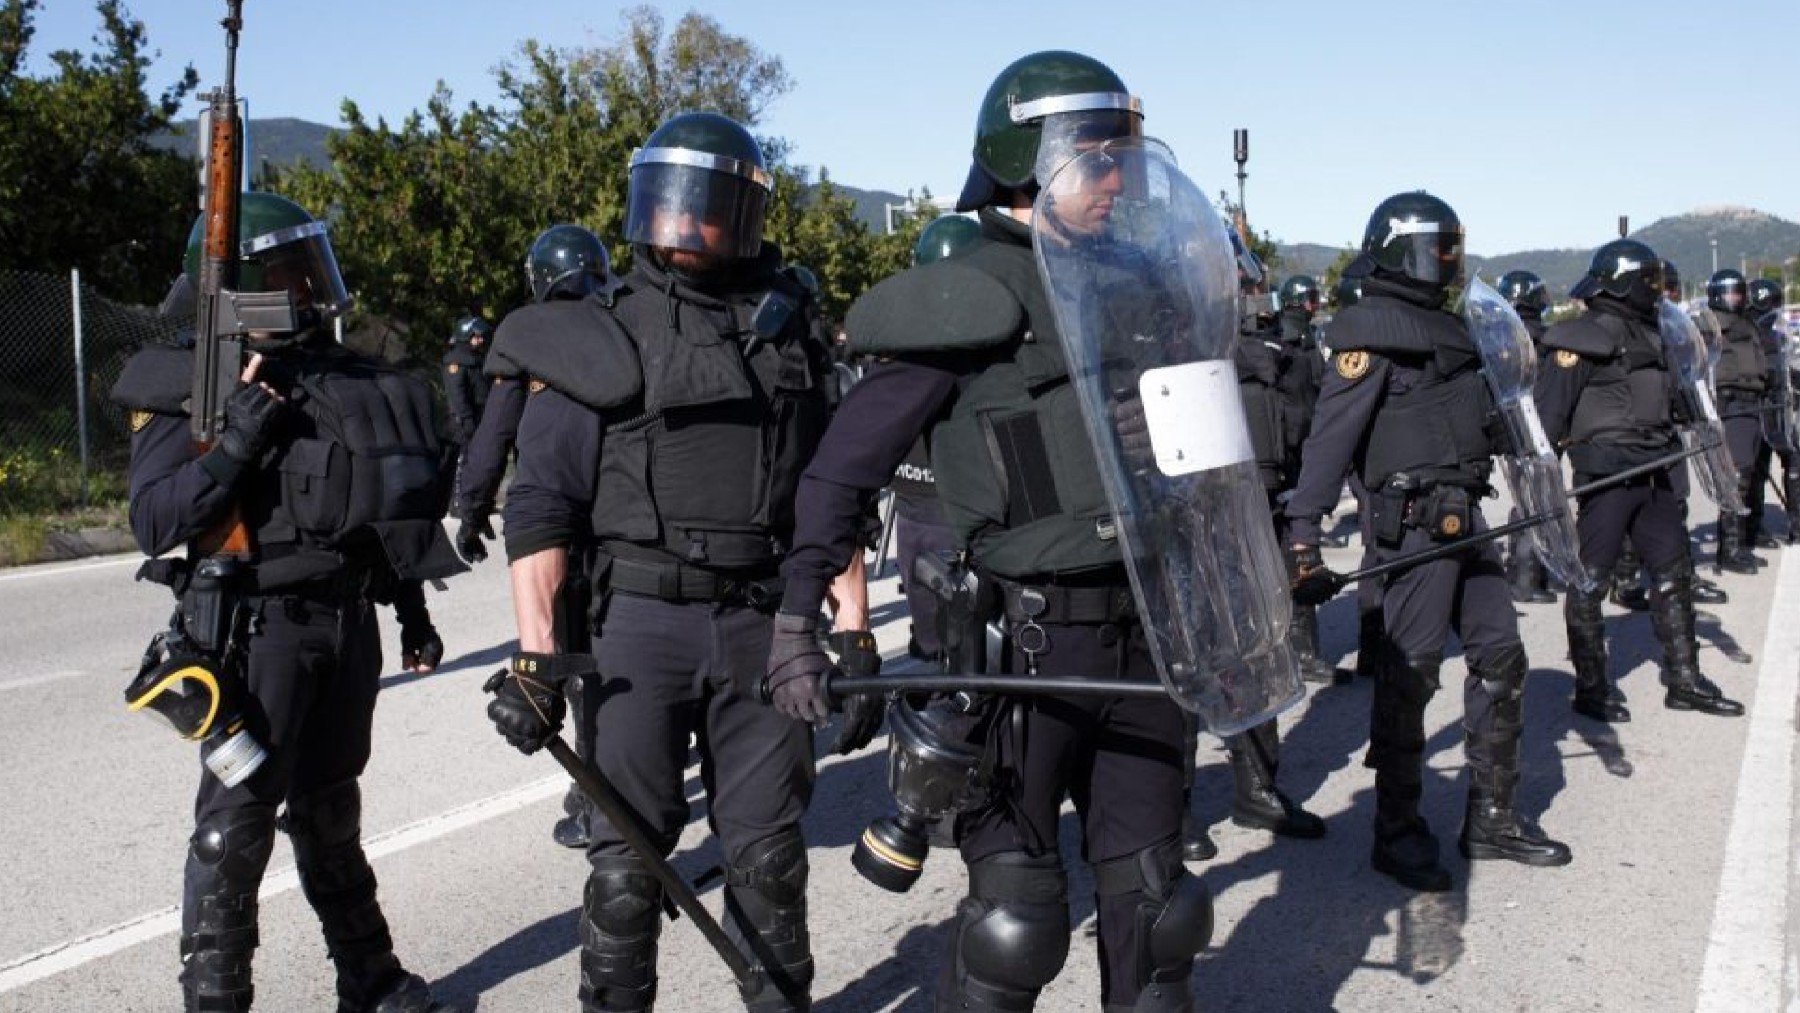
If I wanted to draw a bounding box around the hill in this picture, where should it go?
[149,117,336,174]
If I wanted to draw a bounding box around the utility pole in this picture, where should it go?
[1233,129,1249,232]
[1618,215,1629,238]
[1711,238,1719,274]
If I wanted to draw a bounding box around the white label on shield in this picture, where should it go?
[1138,361,1254,477]
[1516,398,1553,457]
[1696,385,1719,422]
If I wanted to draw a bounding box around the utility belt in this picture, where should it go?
[1567,438,1680,485]
[139,549,375,605]
[1368,474,1483,547]
[990,573,1137,626]
[597,548,783,610]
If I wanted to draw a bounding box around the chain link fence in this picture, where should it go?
[0,269,180,515]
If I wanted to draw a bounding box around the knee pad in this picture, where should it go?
[1470,642,1527,703]
[581,855,664,1010]
[1389,653,1442,705]
[1093,839,1212,990]
[187,806,278,945]
[190,806,279,880]
[725,829,813,1001]
[726,828,809,910]
[954,853,1071,1006]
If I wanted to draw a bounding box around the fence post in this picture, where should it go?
[70,267,90,506]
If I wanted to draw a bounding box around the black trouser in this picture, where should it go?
[1724,413,1763,528]
[1574,474,1690,573]
[894,497,959,658]
[183,593,398,1011]
[580,590,815,1011]
[946,616,1189,1009]
[1750,439,1800,536]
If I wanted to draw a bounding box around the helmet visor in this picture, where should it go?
[624,160,768,260]
[1030,101,1143,191]
[242,222,352,320]
[1387,220,1465,286]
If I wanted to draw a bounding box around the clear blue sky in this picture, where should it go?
[28,0,1800,254]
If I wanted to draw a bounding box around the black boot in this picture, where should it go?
[1608,543,1648,611]
[1290,604,1344,684]
[1227,720,1325,838]
[724,830,814,1012]
[1691,576,1730,605]
[557,671,596,849]
[1355,606,1388,680]
[283,783,436,1013]
[1367,654,1450,892]
[1459,645,1572,867]
[1506,543,1555,604]
[180,807,278,1013]
[1649,566,1746,718]
[1178,715,1216,862]
[1567,568,1628,723]
[581,857,663,1013]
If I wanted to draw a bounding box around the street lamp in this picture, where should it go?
[1711,238,1719,274]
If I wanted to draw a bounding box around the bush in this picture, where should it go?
[0,444,125,517]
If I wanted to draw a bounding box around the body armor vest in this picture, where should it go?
[588,268,830,571]
[1343,299,1494,491]
[1235,334,1287,490]
[1564,312,1678,475]
[1714,310,1769,406]
[890,436,938,503]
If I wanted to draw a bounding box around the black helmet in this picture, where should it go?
[1707,269,1748,313]
[913,215,982,266]
[526,224,613,302]
[1570,239,1663,309]
[451,315,494,348]
[1661,259,1682,299]
[1278,275,1321,311]
[1350,191,1464,288]
[182,192,352,331]
[1497,270,1549,314]
[624,112,771,261]
[1333,275,1362,308]
[785,264,820,298]
[1749,277,1784,315]
[957,51,1142,212]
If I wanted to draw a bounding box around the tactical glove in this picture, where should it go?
[826,630,884,755]
[217,382,285,463]
[455,513,494,564]
[1287,543,1346,607]
[765,612,833,726]
[401,622,444,673]
[484,652,592,754]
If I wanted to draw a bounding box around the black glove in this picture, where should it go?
[765,612,833,725]
[1287,543,1345,607]
[826,630,884,755]
[217,382,285,463]
[401,622,443,673]
[455,513,494,564]
[484,652,591,754]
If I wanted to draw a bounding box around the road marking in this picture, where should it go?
[0,775,568,994]
[0,670,87,693]
[1695,547,1800,1013]
[0,555,138,584]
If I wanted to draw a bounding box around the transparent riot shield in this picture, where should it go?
[1761,314,1797,453]
[1460,277,1593,594]
[1032,137,1301,735]
[1660,298,1746,515]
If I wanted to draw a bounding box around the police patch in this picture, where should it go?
[528,378,547,394]
[129,410,153,433]
[1554,349,1580,369]
[1335,350,1370,380]
[447,363,461,374]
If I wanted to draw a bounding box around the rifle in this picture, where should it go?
[189,0,249,557]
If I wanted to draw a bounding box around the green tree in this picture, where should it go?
[1319,245,1358,295]
[0,0,197,303]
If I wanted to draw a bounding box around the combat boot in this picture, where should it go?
[1459,645,1572,867]
[1567,568,1628,722]
[1226,721,1325,838]
[1180,803,1217,862]
[723,830,814,1012]
[1367,653,1449,892]
[1506,544,1555,604]
[1608,545,1648,611]
[1649,566,1745,718]
[554,787,593,849]
[1691,576,1730,605]
[180,807,278,1013]
[1290,605,1345,684]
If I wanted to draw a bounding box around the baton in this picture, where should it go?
[1330,510,1558,587]
[1564,439,1718,499]
[871,490,897,579]
[814,670,1169,708]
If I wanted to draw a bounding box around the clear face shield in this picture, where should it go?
[623,149,771,261]
[1387,219,1465,287]
[1009,91,1144,191]
[241,221,353,321]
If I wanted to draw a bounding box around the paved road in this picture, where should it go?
[0,514,1795,1012]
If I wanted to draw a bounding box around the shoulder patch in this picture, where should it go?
[447,363,460,374]
[129,409,154,433]
[528,378,547,394]
[1554,349,1581,369]
[1335,349,1370,380]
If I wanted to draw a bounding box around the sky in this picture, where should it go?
[26,0,1800,255]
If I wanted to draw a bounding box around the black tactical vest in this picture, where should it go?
[588,263,831,571]
[1235,333,1287,490]
[1714,310,1769,404]
[890,436,937,503]
[1561,312,1678,474]
[847,215,1118,580]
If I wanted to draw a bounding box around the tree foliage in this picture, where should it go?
[275,5,919,359]
[0,0,197,303]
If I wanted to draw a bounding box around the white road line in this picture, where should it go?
[1696,547,1800,1013]
[0,670,87,693]
[0,555,138,584]
[0,775,568,994]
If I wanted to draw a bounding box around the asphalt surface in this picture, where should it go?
[1,508,1796,1012]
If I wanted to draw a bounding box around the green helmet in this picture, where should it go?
[913,215,982,266]
[183,192,352,328]
[624,112,771,261]
[1350,191,1464,289]
[956,51,1142,212]
[526,224,613,302]
[1278,275,1321,310]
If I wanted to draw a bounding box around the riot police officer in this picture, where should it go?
[485,112,865,1013]
[442,315,492,447]
[1747,277,1797,543]
[770,52,1230,1011]
[1286,191,1571,892]
[1535,241,1745,722]
[1496,270,1558,605]
[1706,268,1769,572]
[111,193,460,1012]
[1273,274,1344,678]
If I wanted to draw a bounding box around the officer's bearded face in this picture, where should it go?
[652,208,732,275]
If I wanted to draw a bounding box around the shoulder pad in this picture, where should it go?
[1318,297,1436,355]
[1541,316,1616,358]
[490,298,642,410]
[846,260,1023,356]
[109,344,192,415]
[483,346,525,380]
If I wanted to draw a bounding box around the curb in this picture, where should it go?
[25,527,136,566]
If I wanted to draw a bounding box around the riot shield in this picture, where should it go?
[1659,299,1745,515]
[1760,314,1797,453]
[1032,137,1302,735]
[1460,277,1593,594]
